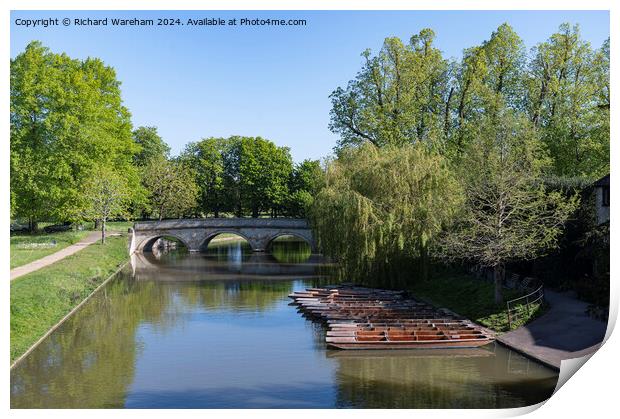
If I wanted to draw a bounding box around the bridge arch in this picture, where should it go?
[266,231,316,253]
[137,234,191,253]
[199,230,254,251]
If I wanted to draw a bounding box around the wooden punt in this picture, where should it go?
[325,347,495,359]
[325,338,492,350]
[291,285,494,350]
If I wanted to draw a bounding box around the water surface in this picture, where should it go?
[11,239,559,408]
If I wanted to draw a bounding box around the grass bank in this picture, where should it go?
[409,271,547,333]
[10,230,91,269]
[10,235,129,363]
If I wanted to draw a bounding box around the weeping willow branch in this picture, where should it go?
[309,142,463,285]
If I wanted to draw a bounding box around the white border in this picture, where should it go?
[2,1,617,418]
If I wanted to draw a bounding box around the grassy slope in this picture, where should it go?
[10,235,129,362]
[409,272,547,333]
[10,230,91,269]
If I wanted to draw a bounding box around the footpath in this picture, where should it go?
[10,231,103,281]
[497,289,608,370]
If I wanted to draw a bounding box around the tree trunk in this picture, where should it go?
[101,220,106,244]
[443,87,454,139]
[94,219,101,230]
[419,236,429,282]
[493,265,504,304]
[252,207,259,218]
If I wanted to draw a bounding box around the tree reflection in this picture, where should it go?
[172,280,293,312]
[10,270,176,408]
[330,345,558,408]
[269,236,311,263]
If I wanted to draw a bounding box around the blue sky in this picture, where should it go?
[10,10,609,162]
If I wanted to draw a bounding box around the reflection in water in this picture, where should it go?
[11,239,558,408]
[330,348,558,408]
[269,236,311,263]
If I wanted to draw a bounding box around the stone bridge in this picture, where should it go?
[129,218,316,253]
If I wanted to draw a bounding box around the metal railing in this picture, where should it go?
[506,285,544,329]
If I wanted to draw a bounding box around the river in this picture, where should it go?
[10,238,559,408]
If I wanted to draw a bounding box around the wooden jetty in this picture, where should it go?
[289,285,494,350]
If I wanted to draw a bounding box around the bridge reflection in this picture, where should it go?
[130,250,332,282]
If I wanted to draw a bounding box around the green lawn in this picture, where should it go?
[409,271,547,333]
[10,230,90,269]
[99,221,134,232]
[10,235,129,363]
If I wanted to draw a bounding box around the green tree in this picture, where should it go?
[441,111,578,303]
[287,159,325,217]
[132,126,171,166]
[142,157,198,220]
[10,41,138,229]
[526,24,609,177]
[83,168,131,243]
[329,29,450,150]
[450,23,525,154]
[180,138,228,217]
[310,143,462,284]
[180,136,294,218]
[235,137,293,217]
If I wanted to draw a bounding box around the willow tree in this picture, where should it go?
[441,111,578,303]
[309,143,462,285]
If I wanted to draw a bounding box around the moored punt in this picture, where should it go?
[325,347,496,359]
[325,338,492,350]
[291,285,494,350]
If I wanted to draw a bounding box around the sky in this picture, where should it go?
[10,10,610,162]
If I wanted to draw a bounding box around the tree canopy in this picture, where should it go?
[179,136,323,218]
[322,22,605,297]
[10,41,139,228]
[310,143,462,284]
[132,126,171,167]
[440,112,579,302]
[329,23,609,179]
[141,156,198,220]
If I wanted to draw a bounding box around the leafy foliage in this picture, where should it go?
[440,112,579,302]
[330,23,609,178]
[83,168,132,243]
[329,29,450,149]
[525,24,609,177]
[180,136,323,217]
[309,143,462,284]
[10,41,140,226]
[132,126,171,166]
[141,156,198,220]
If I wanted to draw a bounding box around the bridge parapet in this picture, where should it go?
[133,218,310,231]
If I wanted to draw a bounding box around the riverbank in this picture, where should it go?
[10,235,129,363]
[496,289,607,370]
[10,231,106,280]
[409,272,546,333]
[10,230,91,269]
[10,222,132,270]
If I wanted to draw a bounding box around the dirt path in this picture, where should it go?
[10,231,112,281]
[497,289,607,370]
